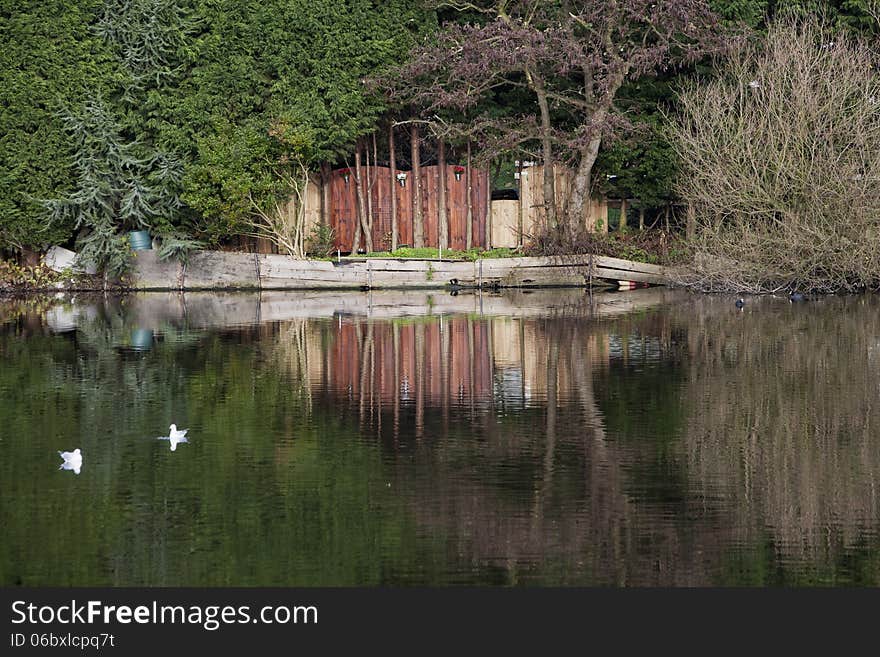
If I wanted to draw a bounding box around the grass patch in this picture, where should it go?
[362,247,521,261]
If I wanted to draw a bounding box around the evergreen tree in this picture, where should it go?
[42,98,183,276]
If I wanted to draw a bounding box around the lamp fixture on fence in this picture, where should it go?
[396,172,407,187]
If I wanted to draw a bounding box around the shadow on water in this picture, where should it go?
[1,290,879,585]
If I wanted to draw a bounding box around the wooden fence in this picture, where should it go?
[220,162,615,254]
[328,165,490,252]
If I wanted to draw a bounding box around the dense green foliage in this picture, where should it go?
[0,1,433,266]
[2,1,878,265]
[0,1,112,251]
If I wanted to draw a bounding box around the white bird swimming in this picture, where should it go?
[157,424,189,451]
[58,448,82,474]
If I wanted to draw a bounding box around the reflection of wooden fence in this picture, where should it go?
[328,318,493,408]
[329,165,490,252]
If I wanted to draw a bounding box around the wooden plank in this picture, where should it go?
[136,251,671,290]
[593,255,666,275]
[131,250,182,289]
[490,200,519,248]
[591,266,666,285]
[184,251,259,289]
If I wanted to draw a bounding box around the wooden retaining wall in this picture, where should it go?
[131,250,669,291]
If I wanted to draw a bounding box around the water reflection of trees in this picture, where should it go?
[6,293,880,585]
[267,314,709,584]
[675,296,880,579]
[275,301,880,584]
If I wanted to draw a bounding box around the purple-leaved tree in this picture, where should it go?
[389,0,726,234]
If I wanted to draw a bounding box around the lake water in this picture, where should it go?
[1,288,879,586]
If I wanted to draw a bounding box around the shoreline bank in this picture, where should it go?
[1,250,669,294]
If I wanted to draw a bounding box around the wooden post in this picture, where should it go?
[370,133,379,248]
[366,137,374,251]
[466,141,473,250]
[438,139,448,255]
[639,206,645,230]
[516,160,524,248]
[319,162,331,227]
[485,162,491,248]
[389,124,398,252]
[411,124,424,248]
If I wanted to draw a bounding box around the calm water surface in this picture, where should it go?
[1,289,879,586]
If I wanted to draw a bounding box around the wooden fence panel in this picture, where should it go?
[327,165,488,253]
[448,167,467,250]
[330,169,357,251]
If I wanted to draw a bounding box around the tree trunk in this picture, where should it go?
[411,124,424,248]
[20,247,40,267]
[319,162,331,227]
[567,137,602,232]
[533,81,557,231]
[639,206,645,230]
[438,139,448,254]
[466,141,474,250]
[354,139,372,253]
[389,124,398,252]
[619,198,627,231]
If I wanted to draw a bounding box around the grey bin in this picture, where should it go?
[129,230,152,250]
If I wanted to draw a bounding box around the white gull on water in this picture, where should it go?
[157,424,189,451]
[58,448,82,474]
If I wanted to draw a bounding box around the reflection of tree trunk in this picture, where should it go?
[358,323,372,425]
[393,321,400,445]
[519,319,527,409]
[415,322,425,438]
[533,338,559,523]
[468,318,476,420]
[568,333,633,583]
[441,317,449,432]
[371,320,379,437]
